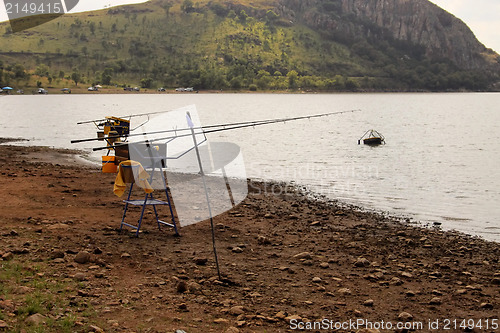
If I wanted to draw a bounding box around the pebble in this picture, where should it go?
[293,252,312,260]
[229,306,245,315]
[319,262,330,269]
[257,235,271,245]
[338,288,352,295]
[405,290,416,297]
[194,257,208,265]
[363,299,374,307]
[89,324,104,332]
[2,252,14,261]
[354,257,370,267]
[390,277,403,286]
[226,327,240,333]
[188,281,202,294]
[176,281,188,293]
[0,320,8,328]
[429,297,442,305]
[214,318,230,324]
[491,277,500,285]
[480,302,494,309]
[312,277,322,283]
[74,251,91,264]
[232,247,243,253]
[120,252,131,258]
[285,315,302,322]
[74,272,87,281]
[25,313,47,325]
[398,312,413,321]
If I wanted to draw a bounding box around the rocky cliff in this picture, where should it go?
[277,0,498,70]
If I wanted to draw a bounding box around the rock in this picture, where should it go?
[401,272,413,278]
[354,257,370,267]
[226,327,240,333]
[232,247,243,253]
[188,281,202,294]
[275,311,286,320]
[214,318,230,324]
[293,252,312,260]
[264,213,273,219]
[74,272,87,281]
[0,320,9,328]
[1,252,14,261]
[93,247,103,254]
[14,286,34,294]
[178,303,188,310]
[89,324,104,332]
[229,306,245,316]
[120,252,131,258]
[25,313,47,325]
[398,312,413,322]
[285,315,302,322]
[390,277,403,286]
[176,281,188,293]
[0,299,14,311]
[491,277,500,285]
[319,262,330,269]
[363,299,374,307]
[52,258,65,264]
[74,251,91,264]
[429,297,442,305]
[310,221,321,226]
[257,235,271,245]
[455,289,467,295]
[312,277,322,283]
[50,251,65,259]
[480,302,494,310]
[406,290,416,297]
[338,288,352,295]
[194,257,208,265]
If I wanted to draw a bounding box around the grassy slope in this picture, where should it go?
[0,0,498,91]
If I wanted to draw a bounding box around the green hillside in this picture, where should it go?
[0,0,499,91]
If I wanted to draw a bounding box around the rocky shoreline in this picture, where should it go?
[0,143,499,332]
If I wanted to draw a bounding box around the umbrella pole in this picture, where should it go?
[186,112,222,280]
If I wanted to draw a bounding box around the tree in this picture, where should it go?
[287,70,299,89]
[71,72,81,86]
[162,1,173,16]
[181,0,194,13]
[140,77,153,88]
[101,67,113,85]
[13,63,26,78]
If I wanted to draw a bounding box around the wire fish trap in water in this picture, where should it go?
[358,130,385,145]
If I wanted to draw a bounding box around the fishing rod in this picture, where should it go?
[90,109,361,152]
[72,109,360,144]
[76,109,182,125]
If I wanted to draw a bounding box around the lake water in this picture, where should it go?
[1,93,499,241]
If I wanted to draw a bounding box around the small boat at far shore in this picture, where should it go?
[358,130,385,145]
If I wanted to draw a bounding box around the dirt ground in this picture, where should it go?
[0,143,499,333]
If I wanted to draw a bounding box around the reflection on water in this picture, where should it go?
[1,93,499,241]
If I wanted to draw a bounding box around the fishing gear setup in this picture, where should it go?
[71,105,360,280]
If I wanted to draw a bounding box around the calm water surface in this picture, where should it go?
[1,93,499,241]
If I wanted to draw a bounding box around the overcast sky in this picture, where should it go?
[0,0,499,52]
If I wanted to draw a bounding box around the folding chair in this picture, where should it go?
[117,157,179,237]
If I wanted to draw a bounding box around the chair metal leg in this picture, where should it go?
[120,183,134,231]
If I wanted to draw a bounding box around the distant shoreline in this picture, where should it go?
[4,87,498,95]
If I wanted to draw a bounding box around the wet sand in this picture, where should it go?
[0,143,499,332]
